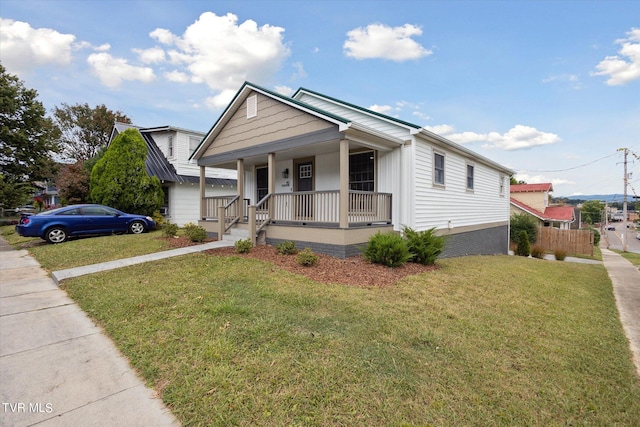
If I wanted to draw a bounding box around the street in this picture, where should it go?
[604,224,640,254]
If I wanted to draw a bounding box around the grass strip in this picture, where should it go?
[61,254,640,426]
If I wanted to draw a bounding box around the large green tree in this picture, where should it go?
[581,200,604,225]
[52,102,131,161]
[0,64,60,208]
[90,128,163,215]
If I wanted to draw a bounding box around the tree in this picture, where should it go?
[90,128,163,215]
[515,230,531,257]
[581,200,604,225]
[52,103,131,161]
[510,213,538,244]
[0,64,60,187]
[55,146,106,204]
[56,161,91,204]
[0,173,33,211]
[510,176,526,185]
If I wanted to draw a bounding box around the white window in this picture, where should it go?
[299,164,312,179]
[247,95,257,119]
[434,152,445,186]
[168,135,174,158]
[499,175,505,196]
[189,136,200,153]
[466,163,474,190]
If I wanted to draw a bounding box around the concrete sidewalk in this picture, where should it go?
[600,248,640,379]
[0,238,181,427]
[51,239,233,283]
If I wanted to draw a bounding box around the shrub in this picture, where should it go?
[588,228,600,246]
[152,211,167,229]
[515,230,531,257]
[162,222,179,238]
[530,245,546,259]
[297,248,318,267]
[276,240,297,255]
[363,232,412,267]
[554,249,567,261]
[235,238,253,254]
[403,226,445,265]
[183,222,207,242]
[510,213,537,244]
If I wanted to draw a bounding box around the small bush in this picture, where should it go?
[554,249,567,261]
[183,222,207,242]
[589,228,600,246]
[364,232,412,267]
[235,238,253,254]
[297,247,318,267]
[152,211,167,229]
[403,226,445,265]
[530,245,546,259]
[276,240,297,255]
[510,213,538,244]
[515,230,531,257]
[162,222,179,238]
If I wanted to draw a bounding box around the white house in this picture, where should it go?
[110,123,237,226]
[190,83,513,258]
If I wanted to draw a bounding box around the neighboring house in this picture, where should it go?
[110,123,237,226]
[33,180,60,207]
[190,82,514,258]
[510,183,575,229]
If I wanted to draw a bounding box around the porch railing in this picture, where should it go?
[270,190,391,224]
[202,195,247,220]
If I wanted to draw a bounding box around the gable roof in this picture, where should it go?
[510,198,574,223]
[511,183,553,193]
[191,82,513,175]
[111,123,235,187]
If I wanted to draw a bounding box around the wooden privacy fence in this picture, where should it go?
[536,226,594,256]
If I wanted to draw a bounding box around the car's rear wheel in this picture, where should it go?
[129,221,145,234]
[45,227,68,244]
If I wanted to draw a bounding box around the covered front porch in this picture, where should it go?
[197,138,396,256]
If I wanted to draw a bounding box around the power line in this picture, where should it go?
[519,151,619,173]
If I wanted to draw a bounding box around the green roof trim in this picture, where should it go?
[292,86,422,130]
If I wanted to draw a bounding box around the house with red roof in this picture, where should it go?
[510,183,575,229]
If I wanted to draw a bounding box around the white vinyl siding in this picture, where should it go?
[414,139,509,231]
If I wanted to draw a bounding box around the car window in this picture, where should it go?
[81,207,115,216]
[56,208,80,215]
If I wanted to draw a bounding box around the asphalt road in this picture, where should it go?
[604,223,640,254]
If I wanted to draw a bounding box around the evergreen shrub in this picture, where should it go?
[363,232,412,267]
[403,226,446,265]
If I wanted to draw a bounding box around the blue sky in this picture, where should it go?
[1,0,639,197]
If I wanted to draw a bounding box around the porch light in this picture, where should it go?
[282,168,289,178]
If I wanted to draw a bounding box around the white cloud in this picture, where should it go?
[164,70,189,83]
[343,23,432,61]
[515,173,574,186]
[93,43,111,52]
[151,12,290,102]
[0,18,77,75]
[274,85,294,96]
[412,111,431,121]
[591,27,640,85]
[542,73,583,89]
[133,47,166,64]
[205,88,239,109]
[87,52,155,88]
[369,104,394,114]
[423,124,455,135]
[445,125,560,150]
[291,62,307,80]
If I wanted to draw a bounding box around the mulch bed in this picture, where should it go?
[158,236,438,287]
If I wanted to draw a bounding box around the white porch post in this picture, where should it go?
[199,166,206,219]
[268,153,276,218]
[339,139,349,228]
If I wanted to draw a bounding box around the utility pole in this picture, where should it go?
[622,148,629,252]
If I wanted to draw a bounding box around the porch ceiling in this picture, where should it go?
[198,126,393,169]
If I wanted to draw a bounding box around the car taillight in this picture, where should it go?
[21,218,29,225]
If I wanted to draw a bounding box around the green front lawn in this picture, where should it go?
[1,226,170,271]
[60,253,640,426]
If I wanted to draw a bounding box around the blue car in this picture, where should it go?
[15,204,156,244]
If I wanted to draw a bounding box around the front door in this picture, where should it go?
[295,160,313,220]
[256,166,268,203]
